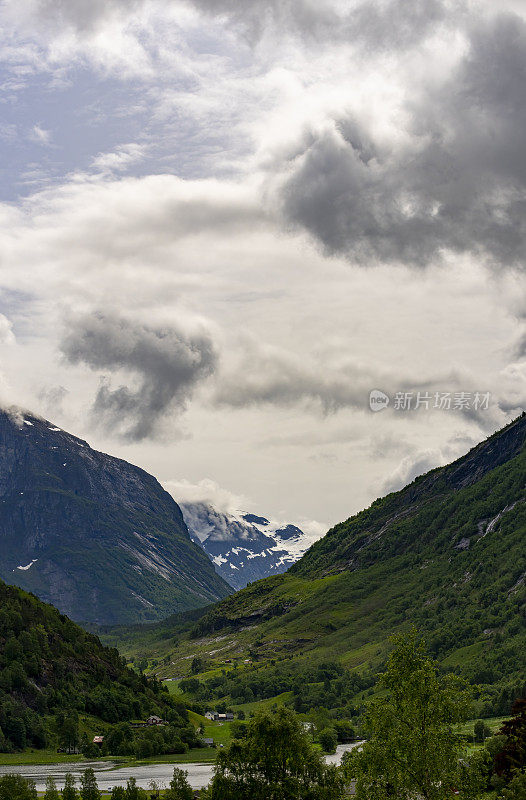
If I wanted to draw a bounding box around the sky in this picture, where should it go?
[0,0,525,535]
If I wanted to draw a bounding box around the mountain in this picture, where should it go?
[0,578,181,752]
[181,503,315,590]
[114,414,525,716]
[0,408,231,625]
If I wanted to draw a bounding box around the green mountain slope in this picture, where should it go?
[111,415,526,716]
[0,579,180,752]
[0,409,231,625]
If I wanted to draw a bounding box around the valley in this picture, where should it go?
[0,412,524,798]
[104,414,526,726]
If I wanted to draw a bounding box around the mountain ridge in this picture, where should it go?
[292,412,526,579]
[181,501,316,590]
[112,414,525,717]
[0,408,231,625]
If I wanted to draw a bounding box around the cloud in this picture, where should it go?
[5,0,457,46]
[0,314,15,345]
[214,339,379,413]
[7,0,145,33]
[163,477,248,514]
[29,124,52,145]
[279,13,526,269]
[37,384,68,415]
[164,475,327,543]
[514,333,526,359]
[188,0,459,50]
[380,432,477,494]
[91,143,146,174]
[214,338,490,418]
[60,311,217,440]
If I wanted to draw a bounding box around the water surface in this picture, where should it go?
[0,743,363,790]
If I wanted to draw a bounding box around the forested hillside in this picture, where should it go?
[108,415,526,720]
[0,580,194,754]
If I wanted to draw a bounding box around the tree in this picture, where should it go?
[208,706,342,800]
[110,789,125,799]
[191,657,203,675]
[342,629,471,800]
[61,773,78,799]
[44,776,61,800]
[124,777,139,800]
[148,781,161,800]
[0,774,37,800]
[498,769,526,799]
[495,698,526,780]
[474,720,492,743]
[164,768,193,800]
[80,769,101,800]
[318,727,338,754]
[56,710,79,754]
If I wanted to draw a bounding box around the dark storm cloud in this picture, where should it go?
[281,13,526,268]
[189,0,459,49]
[61,312,217,440]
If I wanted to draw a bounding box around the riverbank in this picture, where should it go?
[0,746,218,767]
[0,743,361,792]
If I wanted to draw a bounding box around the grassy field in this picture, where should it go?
[457,716,509,738]
[0,750,88,766]
[231,690,293,716]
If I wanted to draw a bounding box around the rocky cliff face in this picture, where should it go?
[181,503,317,590]
[0,409,231,624]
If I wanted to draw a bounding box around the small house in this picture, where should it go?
[147,715,164,726]
[93,736,104,745]
[203,738,214,746]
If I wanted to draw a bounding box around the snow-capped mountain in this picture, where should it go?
[180,503,320,589]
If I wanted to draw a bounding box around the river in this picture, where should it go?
[0,743,362,791]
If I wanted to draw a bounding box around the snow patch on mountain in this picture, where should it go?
[181,502,323,590]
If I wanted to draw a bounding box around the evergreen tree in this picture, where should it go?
[80,769,101,800]
[110,788,125,799]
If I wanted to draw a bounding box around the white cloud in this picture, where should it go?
[163,477,248,514]
[0,314,15,345]
[380,432,478,495]
[29,124,52,145]
[91,143,146,174]
[0,0,524,526]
